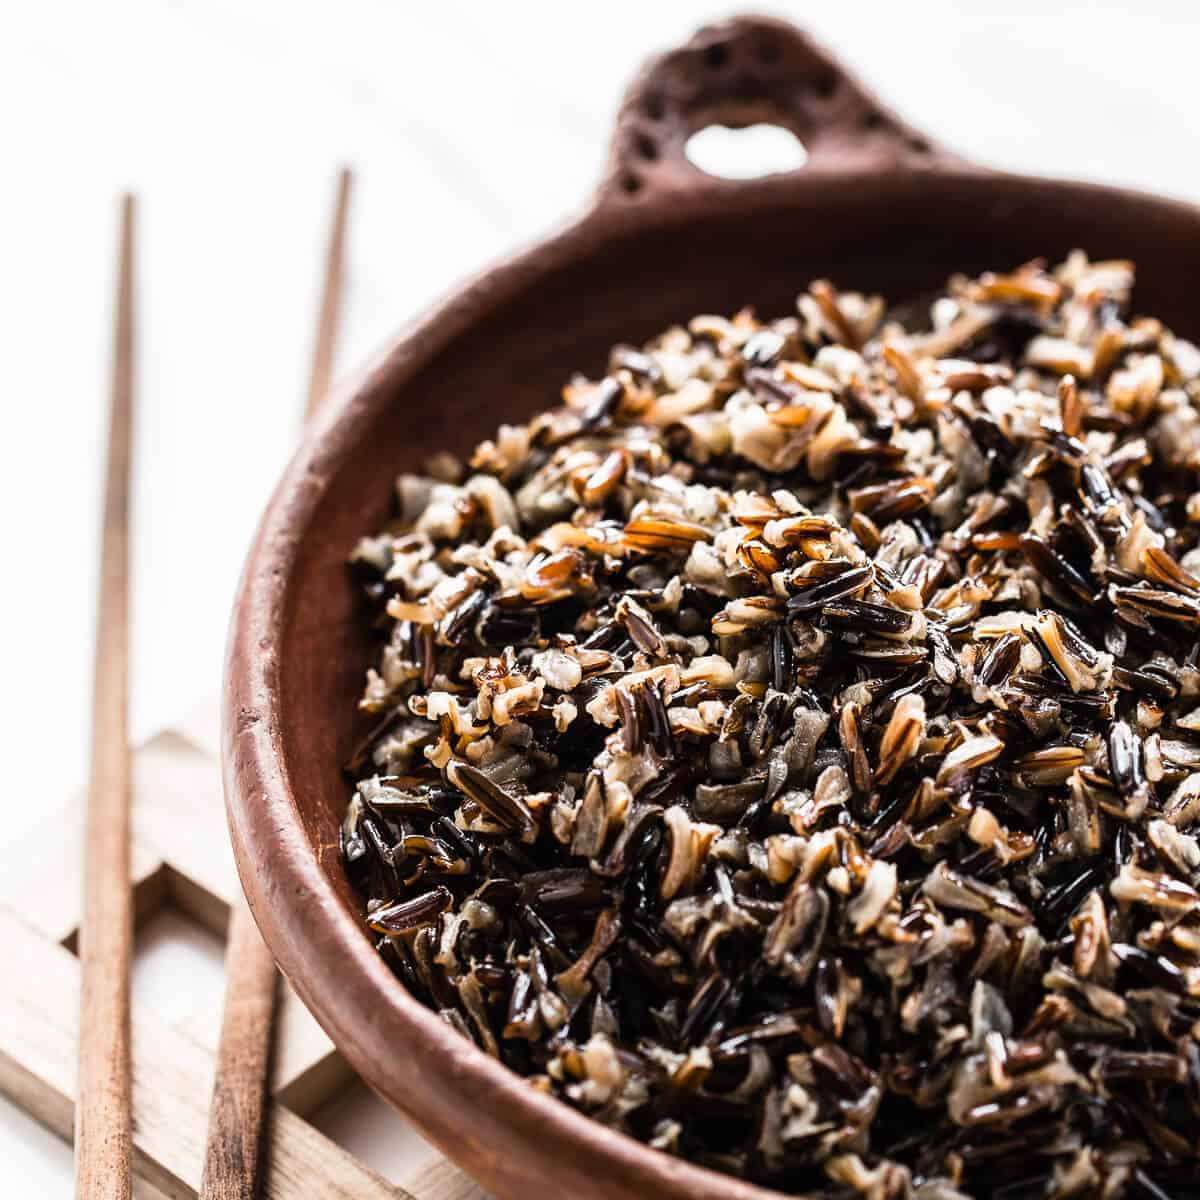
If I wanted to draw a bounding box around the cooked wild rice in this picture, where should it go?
[344,255,1200,1198]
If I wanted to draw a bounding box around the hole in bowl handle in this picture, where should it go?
[596,16,962,204]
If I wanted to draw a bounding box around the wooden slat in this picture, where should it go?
[268,990,354,1119]
[135,733,244,934]
[136,732,350,1112]
[0,732,348,1121]
[0,905,413,1200]
[133,731,349,1111]
[77,191,137,1200]
[402,1158,490,1200]
[0,825,165,949]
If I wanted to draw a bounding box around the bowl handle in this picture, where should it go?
[596,15,963,205]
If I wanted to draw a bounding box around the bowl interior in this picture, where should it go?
[246,166,1200,1194]
[279,170,1200,917]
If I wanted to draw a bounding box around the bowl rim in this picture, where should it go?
[223,161,1200,1200]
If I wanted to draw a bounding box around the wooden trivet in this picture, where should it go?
[0,722,488,1199]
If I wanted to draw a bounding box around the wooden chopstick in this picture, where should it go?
[199,896,278,1199]
[75,193,137,1200]
[305,166,354,423]
[200,166,354,1200]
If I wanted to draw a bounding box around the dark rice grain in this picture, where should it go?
[343,254,1200,1198]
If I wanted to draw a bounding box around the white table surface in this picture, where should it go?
[4,0,1199,1191]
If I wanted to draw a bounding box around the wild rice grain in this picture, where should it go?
[343,255,1200,1198]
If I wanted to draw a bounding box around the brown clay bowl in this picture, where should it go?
[224,15,1200,1199]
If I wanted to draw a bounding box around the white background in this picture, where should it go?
[3,0,1198,1191]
